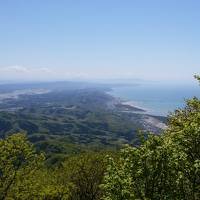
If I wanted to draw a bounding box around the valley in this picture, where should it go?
[0,82,166,163]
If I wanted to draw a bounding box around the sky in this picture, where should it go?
[0,0,200,83]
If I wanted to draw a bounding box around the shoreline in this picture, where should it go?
[106,88,168,117]
[107,93,168,130]
[106,90,148,114]
[117,98,167,117]
[119,100,147,112]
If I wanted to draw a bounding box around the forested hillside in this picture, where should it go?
[0,83,165,164]
[0,76,199,199]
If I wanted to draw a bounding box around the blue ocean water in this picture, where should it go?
[109,83,200,116]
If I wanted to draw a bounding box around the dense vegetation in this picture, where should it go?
[0,85,165,164]
[0,77,199,199]
[102,76,200,200]
[0,133,110,199]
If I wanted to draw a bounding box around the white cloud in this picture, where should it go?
[1,65,193,83]
[0,65,91,81]
[1,66,54,74]
[0,65,149,81]
[37,67,53,73]
[0,66,55,81]
[2,65,29,73]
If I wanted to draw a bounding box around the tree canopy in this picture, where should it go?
[102,77,200,200]
[0,76,199,199]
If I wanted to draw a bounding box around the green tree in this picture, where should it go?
[62,152,107,200]
[0,133,45,200]
[102,76,200,200]
[165,99,200,199]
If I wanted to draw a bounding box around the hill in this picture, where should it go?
[0,82,166,163]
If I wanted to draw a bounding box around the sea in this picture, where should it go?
[109,83,200,116]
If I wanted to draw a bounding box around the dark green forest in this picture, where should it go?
[0,86,165,165]
[0,76,199,200]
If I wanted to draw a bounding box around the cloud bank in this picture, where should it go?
[0,66,93,82]
[0,65,197,84]
[0,65,137,81]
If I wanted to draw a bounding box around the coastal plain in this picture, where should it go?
[0,82,166,164]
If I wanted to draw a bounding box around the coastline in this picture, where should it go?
[119,100,146,113]
[106,86,169,131]
[107,92,168,131]
[106,89,147,114]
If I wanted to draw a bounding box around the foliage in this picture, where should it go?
[102,78,200,200]
[0,133,45,200]
[0,134,109,199]
[194,75,200,83]
[62,152,107,200]
[0,78,199,199]
[0,87,165,163]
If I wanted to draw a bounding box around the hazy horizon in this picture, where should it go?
[0,1,200,83]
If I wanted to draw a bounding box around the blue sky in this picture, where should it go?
[0,0,199,82]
